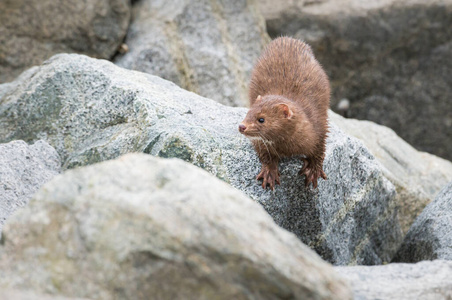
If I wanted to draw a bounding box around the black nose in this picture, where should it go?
[238,124,246,133]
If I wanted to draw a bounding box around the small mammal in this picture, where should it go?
[239,37,330,190]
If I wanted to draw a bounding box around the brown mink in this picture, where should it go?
[239,37,330,190]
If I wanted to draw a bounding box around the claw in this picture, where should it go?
[312,175,318,189]
[298,158,310,176]
[299,158,326,189]
[262,175,268,189]
[256,164,280,190]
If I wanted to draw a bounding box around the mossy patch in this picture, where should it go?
[158,137,193,162]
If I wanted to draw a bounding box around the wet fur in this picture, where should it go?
[241,37,330,188]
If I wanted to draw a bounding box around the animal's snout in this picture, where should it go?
[238,124,246,133]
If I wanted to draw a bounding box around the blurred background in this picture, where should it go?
[1,0,451,160]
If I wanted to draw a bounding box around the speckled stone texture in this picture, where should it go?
[0,154,352,300]
[0,140,60,234]
[330,112,452,234]
[393,181,452,262]
[0,54,402,265]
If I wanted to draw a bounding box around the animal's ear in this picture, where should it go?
[256,95,262,102]
[279,104,293,119]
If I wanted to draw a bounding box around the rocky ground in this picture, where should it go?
[0,0,451,299]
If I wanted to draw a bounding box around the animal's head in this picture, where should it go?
[238,95,294,141]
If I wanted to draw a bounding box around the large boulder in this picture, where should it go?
[0,140,61,233]
[336,260,452,300]
[330,112,452,233]
[0,154,352,300]
[115,0,270,106]
[0,0,131,83]
[0,54,402,265]
[393,181,452,262]
[257,0,452,160]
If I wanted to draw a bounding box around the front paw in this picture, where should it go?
[299,160,327,189]
[257,166,280,190]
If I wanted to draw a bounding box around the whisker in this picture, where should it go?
[259,133,272,159]
[256,139,262,153]
[261,132,281,161]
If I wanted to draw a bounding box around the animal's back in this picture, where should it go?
[249,37,330,115]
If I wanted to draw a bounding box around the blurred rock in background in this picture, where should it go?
[115,0,270,107]
[0,0,131,83]
[257,0,452,161]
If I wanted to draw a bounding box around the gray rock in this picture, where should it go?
[330,112,452,233]
[335,260,452,300]
[0,290,89,300]
[115,0,270,106]
[0,0,131,83]
[0,140,61,234]
[0,154,352,300]
[257,0,452,160]
[0,54,402,265]
[393,181,452,262]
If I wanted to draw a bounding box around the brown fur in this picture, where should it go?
[239,37,330,189]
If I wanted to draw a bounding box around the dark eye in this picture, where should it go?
[258,118,265,123]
